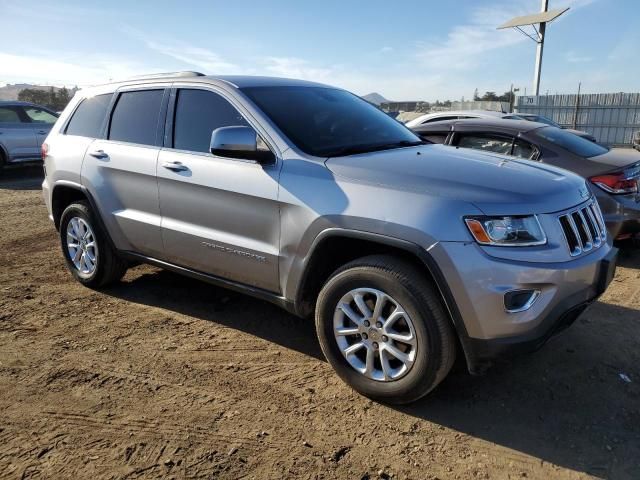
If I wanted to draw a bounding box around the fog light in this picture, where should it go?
[504,289,540,313]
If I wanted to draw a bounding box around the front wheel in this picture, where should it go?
[315,255,456,404]
[59,201,127,288]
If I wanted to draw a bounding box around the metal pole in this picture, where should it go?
[533,0,548,96]
[510,83,514,112]
[573,82,581,129]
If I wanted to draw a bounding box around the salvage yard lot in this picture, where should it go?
[1,168,639,479]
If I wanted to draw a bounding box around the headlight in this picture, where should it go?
[464,215,546,246]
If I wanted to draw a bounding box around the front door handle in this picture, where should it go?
[37,130,47,135]
[88,149,108,159]
[162,161,189,172]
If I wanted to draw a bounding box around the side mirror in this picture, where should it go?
[210,126,274,163]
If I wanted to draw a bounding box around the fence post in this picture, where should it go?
[572,82,581,129]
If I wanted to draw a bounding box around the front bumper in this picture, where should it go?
[429,241,617,373]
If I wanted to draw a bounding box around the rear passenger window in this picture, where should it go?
[512,140,538,160]
[0,107,22,123]
[456,134,513,155]
[109,90,164,146]
[173,89,248,153]
[66,94,112,138]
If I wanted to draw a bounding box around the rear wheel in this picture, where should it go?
[315,255,456,404]
[59,201,127,287]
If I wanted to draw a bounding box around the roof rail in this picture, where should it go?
[126,71,206,80]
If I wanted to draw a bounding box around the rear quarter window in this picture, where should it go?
[535,126,608,157]
[65,94,112,138]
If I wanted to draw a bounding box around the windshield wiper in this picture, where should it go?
[325,140,424,158]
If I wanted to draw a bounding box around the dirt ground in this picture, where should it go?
[1,167,639,480]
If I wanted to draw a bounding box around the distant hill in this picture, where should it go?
[361,92,389,106]
[0,83,78,101]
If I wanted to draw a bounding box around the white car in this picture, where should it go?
[405,110,597,142]
[405,110,505,128]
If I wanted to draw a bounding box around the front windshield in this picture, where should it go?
[241,86,421,157]
[535,126,608,157]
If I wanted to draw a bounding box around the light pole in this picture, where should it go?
[498,2,569,96]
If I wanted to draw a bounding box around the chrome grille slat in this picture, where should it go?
[585,207,602,245]
[577,210,593,249]
[558,198,606,257]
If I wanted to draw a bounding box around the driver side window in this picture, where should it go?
[173,89,249,153]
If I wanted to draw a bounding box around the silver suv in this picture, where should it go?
[0,101,58,172]
[42,72,617,404]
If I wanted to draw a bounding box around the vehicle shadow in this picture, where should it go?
[104,268,325,361]
[399,297,640,478]
[616,245,640,268]
[0,166,43,190]
[103,261,640,478]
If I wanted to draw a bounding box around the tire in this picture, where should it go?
[0,149,6,176]
[59,201,127,288]
[315,254,456,404]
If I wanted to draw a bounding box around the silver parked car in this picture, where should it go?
[405,109,597,142]
[0,101,58,172]
[42,72,617,404]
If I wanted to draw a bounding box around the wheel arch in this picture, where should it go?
[293,229,476,370]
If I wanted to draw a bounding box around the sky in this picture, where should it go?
[0,0,637,101]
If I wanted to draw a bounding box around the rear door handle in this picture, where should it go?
[88,149,108,159]
[162,161,188,172]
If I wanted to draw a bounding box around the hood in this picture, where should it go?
[325,144,590,215]
[587,148,640,173]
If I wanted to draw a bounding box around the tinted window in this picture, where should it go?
[66,94,112,138]
[419,133,448,144]
[109,90,163,146]
[173,89,248,153]
[0,107,22,123]
[423,116,457,124]
[535,126,608,157]
[456,134,513,155]
[512,139,537,159]
[242,86,420,157]
[23,107,57,124]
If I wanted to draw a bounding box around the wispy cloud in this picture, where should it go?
[259,57,334,80]
[414,0,599,71]
[121,26,239,73]
[0,52,148,86]
[565,50,593,63]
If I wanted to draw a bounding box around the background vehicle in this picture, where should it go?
[405,109,596,142]
[412,118,640,240]
[42,73,616,404]
[0,101,58,172]
[511,112,597,143]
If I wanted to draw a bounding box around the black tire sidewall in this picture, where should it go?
[59,203,102,286]
[316,267,447,403]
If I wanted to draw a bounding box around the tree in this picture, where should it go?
[18,86,73,111]
[479,91,499,101]
[473,88,479,101]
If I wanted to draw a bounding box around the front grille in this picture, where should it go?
[558,199,606,257]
